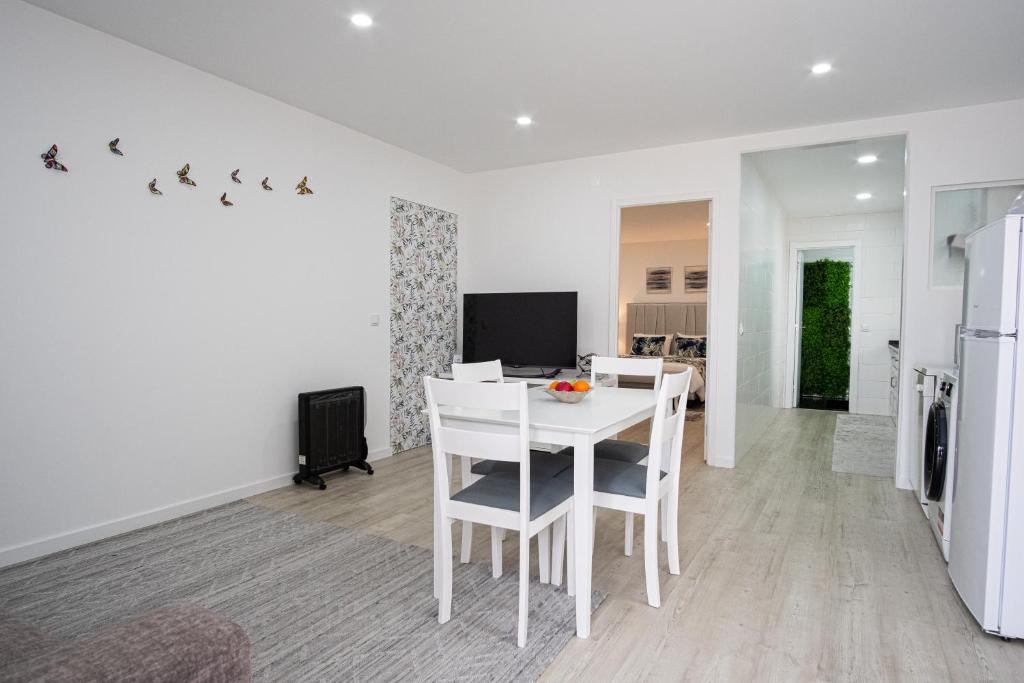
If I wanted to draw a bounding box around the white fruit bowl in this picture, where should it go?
[544,388,590,404]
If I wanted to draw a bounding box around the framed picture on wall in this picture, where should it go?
[684,266,708,292]
[646,267,672,293]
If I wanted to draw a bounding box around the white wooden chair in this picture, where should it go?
[451,360,505,573]
[450,360,572,581]
[553,368,692,608]
[424,376,574,647]
[451,358,504,384]
[591,355,664,395]
[590,356,666,554]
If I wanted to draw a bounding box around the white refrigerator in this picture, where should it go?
[948,192,1024,638]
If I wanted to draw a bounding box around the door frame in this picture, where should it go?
[784,239,862,413]
[608,192,719,464]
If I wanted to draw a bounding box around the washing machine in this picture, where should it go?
[924,369,958,561]
[912,364,954,518]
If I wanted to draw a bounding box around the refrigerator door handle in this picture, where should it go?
[954,323,962,365]
[960,328,1016,339]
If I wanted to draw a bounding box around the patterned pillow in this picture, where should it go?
[631,334,667,356]
[674,334,707,358]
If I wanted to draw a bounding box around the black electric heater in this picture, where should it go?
[462,292,577,378]
[295,386,373,489]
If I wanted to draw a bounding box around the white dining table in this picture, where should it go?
[430,385,657,638]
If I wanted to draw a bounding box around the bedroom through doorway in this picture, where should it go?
[614,200,710,462]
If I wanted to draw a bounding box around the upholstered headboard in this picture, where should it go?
[626,302,707,339]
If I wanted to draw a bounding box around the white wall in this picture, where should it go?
[786,212,904,415]
[618,238,708,353]
[462,97,1024,474]
[0,2,465,566]
[5,2,1024,564]
[735,157,787,460]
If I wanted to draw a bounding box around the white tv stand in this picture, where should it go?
[439,368,613,387]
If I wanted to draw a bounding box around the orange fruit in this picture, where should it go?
[573,380,590,392]
[548,381,560,390]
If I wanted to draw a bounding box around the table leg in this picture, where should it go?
[573,433,594,638]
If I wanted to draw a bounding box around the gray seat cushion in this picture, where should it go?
[594,439,648,464]
[470,450,573,477]
[557,459,666,499]
[451,471,573,520]
[559,439,649,464]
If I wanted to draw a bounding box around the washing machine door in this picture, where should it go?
[924,400,948,501]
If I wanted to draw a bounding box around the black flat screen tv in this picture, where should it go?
[463,292,577,369]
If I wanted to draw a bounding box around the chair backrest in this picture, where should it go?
[452,359,504,383]
[423,376,531,524]
[591,356,664,394]
[643,368,693,499]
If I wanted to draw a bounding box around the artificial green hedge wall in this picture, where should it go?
[800,259,851,400]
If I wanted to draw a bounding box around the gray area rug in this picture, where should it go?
[832,413,897,477]
[0,502,601,682]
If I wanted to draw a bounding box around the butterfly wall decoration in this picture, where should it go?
[220,192,233,206]
[108,138,124,156]
[261,177,273,191]
[40,144,68,172]
[148,178,162,195]
[177,163,196,186]
[295,176,313,195]
[231,169,241,184]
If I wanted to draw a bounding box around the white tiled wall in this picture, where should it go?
[736,158,787,461]
[786,212,904,415]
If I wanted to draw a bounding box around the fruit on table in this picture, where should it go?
[549,381,560,390]
[573,380,590,392]
[555,381,574,392]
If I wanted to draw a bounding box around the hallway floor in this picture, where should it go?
[252,408,1024,681]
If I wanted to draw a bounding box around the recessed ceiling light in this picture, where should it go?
[857,154,878,164]
[350,13,373,27]
[811,62,832,75]
[516,116,533,126]
[856,192,872,200]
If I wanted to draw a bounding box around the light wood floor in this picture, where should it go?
[251,409,1024,681]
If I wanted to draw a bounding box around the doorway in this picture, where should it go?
[613,199,711,462]
[791,244,858,411]
[737,134,906,472]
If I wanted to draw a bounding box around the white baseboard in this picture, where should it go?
[2,447,395,569]
[367,446,391,462]
[0,472,295,569]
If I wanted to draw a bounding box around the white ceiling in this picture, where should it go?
[748,135,906,218]
[621,202,709,243]
[23,0,1024,172]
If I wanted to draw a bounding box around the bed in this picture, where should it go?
[621,302,707,401]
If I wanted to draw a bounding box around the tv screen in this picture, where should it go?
[463,292,577,369]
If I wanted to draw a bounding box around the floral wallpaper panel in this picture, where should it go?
[390,197,458,454]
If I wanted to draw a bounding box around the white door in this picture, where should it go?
[792,251,805,407]
[948,334,1016,631]
[963,217,1020,334]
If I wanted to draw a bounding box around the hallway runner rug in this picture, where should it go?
[832,413,897,478]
